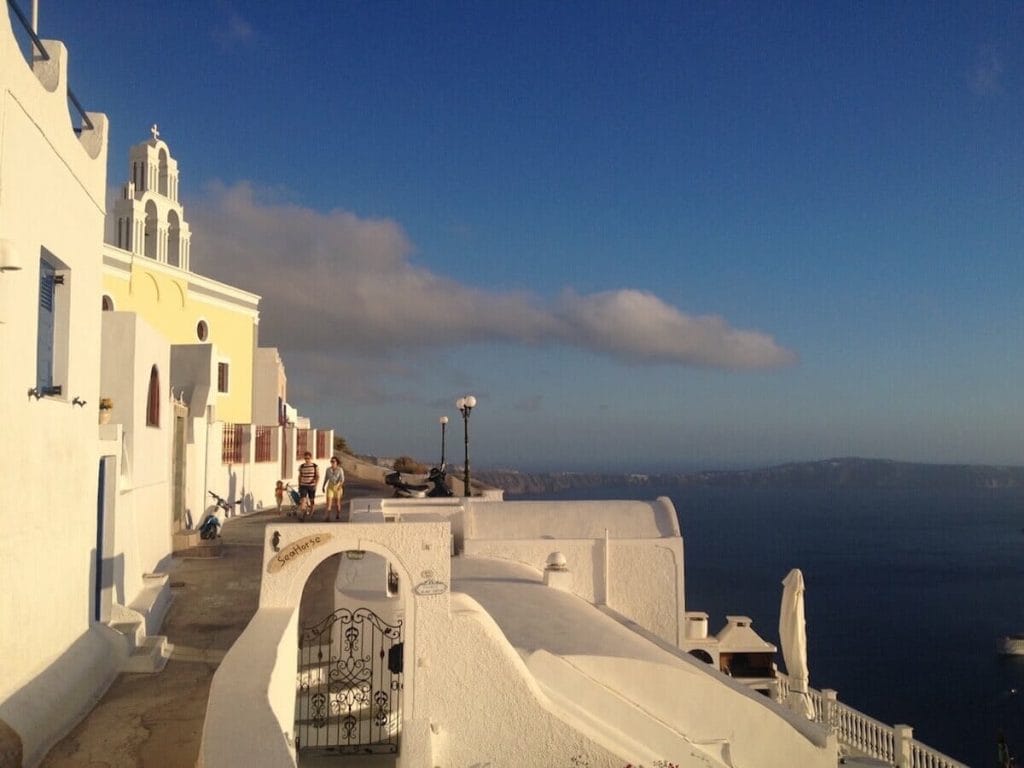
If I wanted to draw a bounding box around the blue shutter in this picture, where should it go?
[36,259,55,390]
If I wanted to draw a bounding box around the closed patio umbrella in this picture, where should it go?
[780,568,815,719]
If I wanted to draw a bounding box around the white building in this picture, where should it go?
[0,8,332,765]
[202,497,839,767]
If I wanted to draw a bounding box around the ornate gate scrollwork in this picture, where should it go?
[296,607,403,753]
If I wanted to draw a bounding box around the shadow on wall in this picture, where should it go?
[0,626,124,767]
[88,547,125,625]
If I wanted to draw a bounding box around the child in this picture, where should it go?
[275,480,285,515]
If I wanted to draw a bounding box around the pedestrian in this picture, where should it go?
[274,480,285,514]
[323,456,345,521]
[297,452,319,520]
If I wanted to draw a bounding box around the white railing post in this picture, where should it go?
[894,724,913,768]
[822,689,838,730]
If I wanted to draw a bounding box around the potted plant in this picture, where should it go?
[99,397,113,424]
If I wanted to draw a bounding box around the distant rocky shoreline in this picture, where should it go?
[474,457,1024,496]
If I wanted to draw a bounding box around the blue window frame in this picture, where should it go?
[37,257,56,391]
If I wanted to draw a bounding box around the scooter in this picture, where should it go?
[385,470,430,498]
[200,491,241,539]
[426,466,453,497]
[385,467,452,498]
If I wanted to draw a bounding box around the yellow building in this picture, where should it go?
[101,129,259,424]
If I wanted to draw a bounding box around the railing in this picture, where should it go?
[254,426,274,463]
[295,429,310,459]
[832,699,896,762]
[222,423,245,464]
[6,0,95,135]
[775,672,968,768]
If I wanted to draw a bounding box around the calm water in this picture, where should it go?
[520,485,1024,767]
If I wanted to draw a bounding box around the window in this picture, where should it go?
[217,362,229,393]
[101,295,114,311]
[36,258,56,391]
[146,365,160,426]
[196,319,208,341]
[36,250,68,396]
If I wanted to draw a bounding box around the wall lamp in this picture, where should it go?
[0,239,23,272]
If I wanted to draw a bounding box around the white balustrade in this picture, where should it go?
[774,672,968,768]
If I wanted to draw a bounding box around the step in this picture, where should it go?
[110,618,145,648]
[129,572,173,636]
[172,529,201,553]
[123,635,173,674]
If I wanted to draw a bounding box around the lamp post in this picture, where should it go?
[439,415,449,468]
[456,396,476,496]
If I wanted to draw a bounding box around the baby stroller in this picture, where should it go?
[284,483,303,517]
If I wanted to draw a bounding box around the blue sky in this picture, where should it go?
[30,1,1024,471]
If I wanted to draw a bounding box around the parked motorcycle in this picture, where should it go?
[199,491,241,539]
[426,466,453,497]
[385,466,452,498]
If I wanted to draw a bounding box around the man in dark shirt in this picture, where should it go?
[297,452,319,519]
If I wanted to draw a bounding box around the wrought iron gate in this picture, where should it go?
[296,607,404,754]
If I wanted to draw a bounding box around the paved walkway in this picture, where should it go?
[41,479,389,768]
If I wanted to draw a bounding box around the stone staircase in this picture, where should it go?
[107,572,174,673]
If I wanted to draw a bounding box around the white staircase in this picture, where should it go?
[106,573,174,674]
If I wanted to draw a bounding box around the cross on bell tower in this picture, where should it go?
[150,124,160,141]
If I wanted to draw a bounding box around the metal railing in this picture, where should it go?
[295,429,310,459]
[776,672,968,768]
[221,423,245,464]
[6,0,95,135]
[254,426,274,463]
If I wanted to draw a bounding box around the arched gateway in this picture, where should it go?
[202,520,452,767]
[294,551,405,754]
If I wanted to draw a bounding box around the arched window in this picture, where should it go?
[146,365,160,427]
[144,200,159,259]
[196,319,208,341]
[101,295,114,311]
[167,209,181,266]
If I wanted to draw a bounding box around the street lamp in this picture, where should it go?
[439,415,449,468]
[456,396,476,496]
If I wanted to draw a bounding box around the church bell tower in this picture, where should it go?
[111,125,192,270]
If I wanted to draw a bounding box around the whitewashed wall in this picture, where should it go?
[0,8,112,764]
[202,522,635,768]
[462,497,686,645]
[100,312,174,600]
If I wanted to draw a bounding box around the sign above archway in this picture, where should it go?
[267,533,334,575]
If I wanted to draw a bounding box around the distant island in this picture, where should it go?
[474,457,1024,496]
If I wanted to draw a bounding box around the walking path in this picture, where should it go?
[41,478,389,768]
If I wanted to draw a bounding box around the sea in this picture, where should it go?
[519,484,1024,768]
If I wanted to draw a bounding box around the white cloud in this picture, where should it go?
[188,182,795,399]
[553,289,796,369]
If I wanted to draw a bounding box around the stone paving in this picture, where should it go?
[40,479,388,768]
